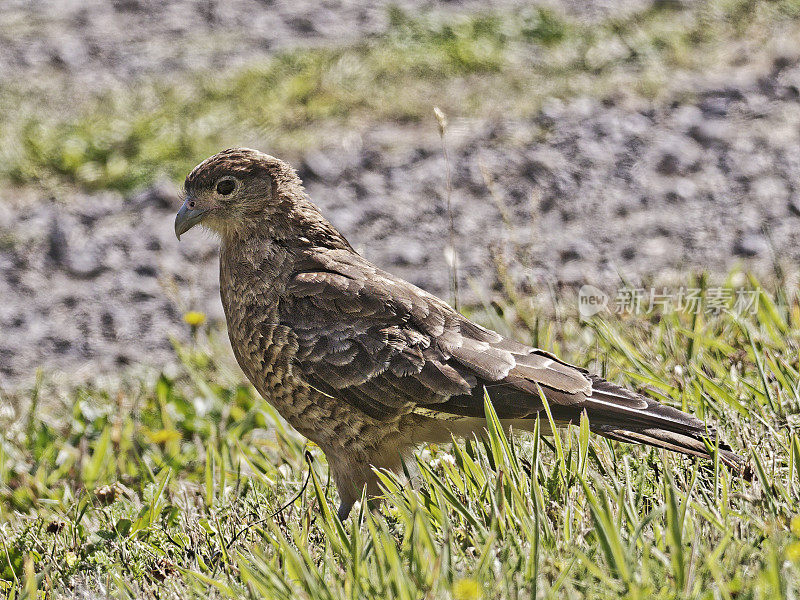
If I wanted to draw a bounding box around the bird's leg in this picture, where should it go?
[337,494,383,521]
[337,500,353,521]
[328,453,369,521]
[329,450,397,520]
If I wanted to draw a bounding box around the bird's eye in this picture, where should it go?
[216,178,237,196]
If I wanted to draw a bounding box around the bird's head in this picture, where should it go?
[175,147,302,240]
[176,147,353,250]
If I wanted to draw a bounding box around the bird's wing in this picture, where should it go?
[281,249,747,474]
[282,248,599,422]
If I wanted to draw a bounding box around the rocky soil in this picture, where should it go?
[2,0,800,389]
[0,0,649,92]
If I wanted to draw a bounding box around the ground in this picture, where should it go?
[2,1,800,598]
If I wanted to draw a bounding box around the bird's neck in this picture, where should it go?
[277,199,354,251]
[217,202,353,292]
[218,229,288,343]
[223,199,353,253]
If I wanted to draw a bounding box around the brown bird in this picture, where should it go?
[175,147,745,520]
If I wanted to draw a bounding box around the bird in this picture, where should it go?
[175,147,746,520]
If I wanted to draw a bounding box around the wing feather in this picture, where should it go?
[277,249,747,473]
[281,248,595,422]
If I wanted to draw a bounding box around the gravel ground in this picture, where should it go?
[2,0,800,388]
[0,0,645,93]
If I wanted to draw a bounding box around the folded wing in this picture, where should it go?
[281,248,745,472]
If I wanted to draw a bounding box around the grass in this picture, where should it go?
[2,273,800,598]
[3,0,800,192]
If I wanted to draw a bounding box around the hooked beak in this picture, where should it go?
[174,200,209,240]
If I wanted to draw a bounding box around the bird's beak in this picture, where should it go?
[174,200,208,240]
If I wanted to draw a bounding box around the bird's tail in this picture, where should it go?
[592,424,747,474]
[555,376,750,477]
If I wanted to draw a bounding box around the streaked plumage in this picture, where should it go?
[175,148,746,519]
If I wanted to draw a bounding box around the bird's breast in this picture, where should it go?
[217,249,396,451]
[219,253,326,427]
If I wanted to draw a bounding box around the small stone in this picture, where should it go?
[560,246,582,262]
[665,178,697,203]
[744,93,771,118]
[656,152,680,176]
[134,264,158,278]
[130,290,156,303]
[525,147,566,178]
[642,237,669,257]
[688,120,729,147]
[49,36,88,70]
[301,151,343,183]
[101,311,116,340]
[130,178,180,210]
[540,97,565,120]
[653,0,691,8]
[654,134,701,176]
[788,195,800,216]
[570,97,596,118]
[47,217,68,266]
[671,105,703,130]
[751,176,789,205]
[698,95,731,118]
[621,113,651,137]
[559,240,593,263]
[359,148,383,170]
[733,233,767,257]
[778,64,800,98]
[50,337,72,355]
[288,16,316,34]
[68,249,107,279]
[773,55,794,72]
[389,241,426,266]
[354,172,385,198]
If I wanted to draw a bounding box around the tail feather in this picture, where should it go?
[560,375,750,478]
[593,426,749,476]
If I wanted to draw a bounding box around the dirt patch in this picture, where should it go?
[1,0,626,93]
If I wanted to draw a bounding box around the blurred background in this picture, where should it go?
[2,0,800,389]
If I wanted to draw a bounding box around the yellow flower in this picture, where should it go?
[453,578,480,600]
[788,542,800,562]
[791,515,800,537]
[183,311,206,327]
